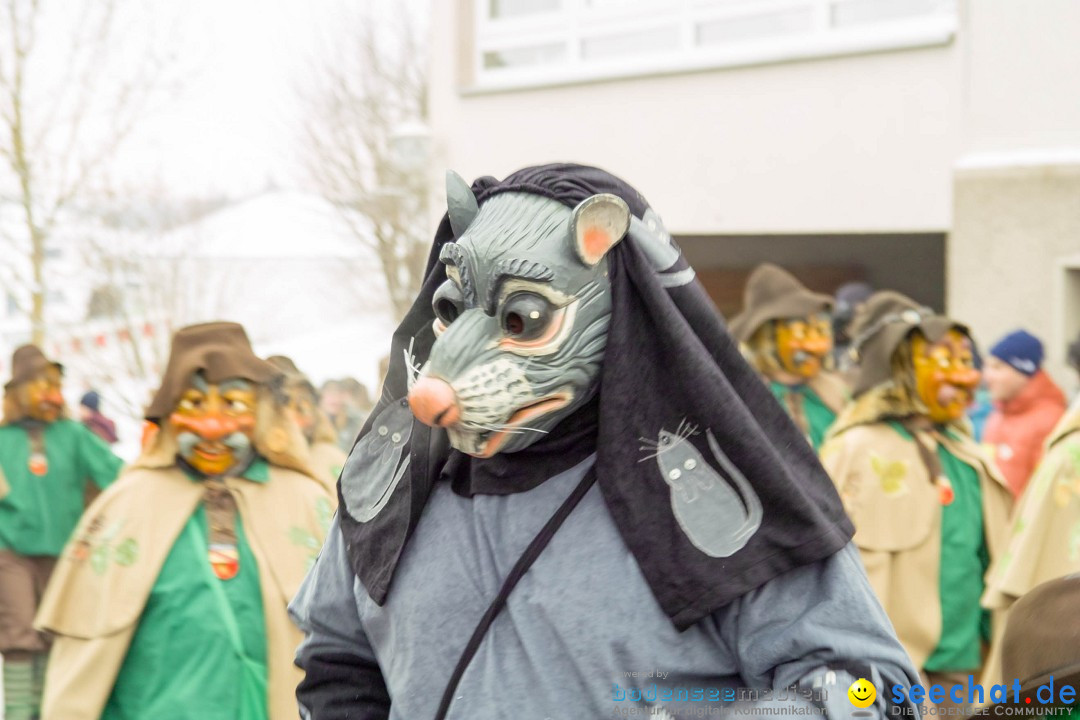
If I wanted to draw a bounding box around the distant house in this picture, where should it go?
[427,0,1080,391]
[152,189,397,392]
[0,190,396,460]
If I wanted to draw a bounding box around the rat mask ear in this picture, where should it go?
[446,170,479,238]
[569,193,631,267]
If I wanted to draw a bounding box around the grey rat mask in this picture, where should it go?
[407,176,630,457]
[341,163,853,632]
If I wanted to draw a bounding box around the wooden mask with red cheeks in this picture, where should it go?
[774,314,833,380]
[169,373,257,476]
[19,366,65,423]
[910,329,980,424]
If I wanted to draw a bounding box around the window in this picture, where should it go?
[471,0,957,91]
[489,0,561,19]
[581,25,680,60]
[697,8,816,46]
[483,42,566,69]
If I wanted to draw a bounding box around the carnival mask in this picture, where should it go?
[407,177,630,457]
[774,314,832,380]
[910,329,980,424]
[170,373,257,476]
[286,386,318,444]
[20,366,65,423]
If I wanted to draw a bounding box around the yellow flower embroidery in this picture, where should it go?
[1055,480,1073,509]
[871,455,909,497]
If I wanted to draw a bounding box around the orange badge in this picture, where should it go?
[208,544,240,580]
[936,476,955,506]
[28,452,48,476]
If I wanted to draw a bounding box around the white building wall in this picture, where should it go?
[960,1,1080,158]
[949,0,1080,394]
[429,0,1080,390]
[429,0,963,234]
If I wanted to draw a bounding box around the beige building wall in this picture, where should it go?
[951,165,1080,395]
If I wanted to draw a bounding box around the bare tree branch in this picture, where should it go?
[299,2,430,322]
[0,0,176,344]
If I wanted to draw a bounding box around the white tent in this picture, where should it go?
[157,189,398,391]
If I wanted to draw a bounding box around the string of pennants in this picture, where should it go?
[48,320,171,359]
[0,320,173,378]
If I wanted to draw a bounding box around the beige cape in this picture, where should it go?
[820,389,1012,669]
[979,402,1080,685]
[34,464,333,720]
[308,440,347,502]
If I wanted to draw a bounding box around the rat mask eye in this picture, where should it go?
[432,280,465,326]
[501,293,553,340]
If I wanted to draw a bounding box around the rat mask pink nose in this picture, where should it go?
[408,377,461,428]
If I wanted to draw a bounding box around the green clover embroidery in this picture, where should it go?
[1065,442,1080,475]
[316,497,332,534]
[114,538,139,567]
[1070,522,1080,563]
[289,526,320,550]
[83,516,138,575]
[91,546,110,575]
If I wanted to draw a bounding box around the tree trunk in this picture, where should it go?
[30,223,46,346]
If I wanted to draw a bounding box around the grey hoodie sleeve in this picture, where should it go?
[715,541,922,719]
[289,514,391,720]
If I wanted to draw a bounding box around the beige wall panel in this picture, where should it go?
[950,164,1080,393]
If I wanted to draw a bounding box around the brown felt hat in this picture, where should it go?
[847,290,967,396]
[1000,574,1080,705]
[266,355,301,376]
[146,322,282,421]
[4,344,63,391]
[266,354,317,396]
[728,264,833,343]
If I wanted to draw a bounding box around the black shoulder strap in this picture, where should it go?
[434,466,598,720]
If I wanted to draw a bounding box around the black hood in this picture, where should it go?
[337,163,853,629]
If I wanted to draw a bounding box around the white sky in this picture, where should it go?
[111,0,424,198]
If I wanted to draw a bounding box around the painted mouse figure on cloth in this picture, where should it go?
[290,164,920,719]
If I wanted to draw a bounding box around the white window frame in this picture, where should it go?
[469,0,957,93]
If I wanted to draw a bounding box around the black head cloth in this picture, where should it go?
[338,163,853,630]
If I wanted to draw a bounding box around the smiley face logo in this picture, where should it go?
[848,678,876,708]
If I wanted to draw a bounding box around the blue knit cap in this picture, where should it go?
[80,390,101,412]
[989,330,1043,377]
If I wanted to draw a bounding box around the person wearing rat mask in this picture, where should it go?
[820,291,1012,711]
[266,355,346,498]
[34,322,333,720]
[290,165,920,719]
[730,264,849,452]
[0,345,123,720]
